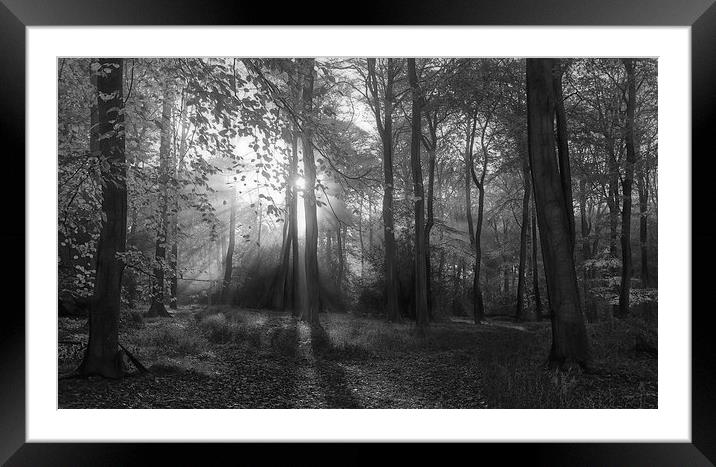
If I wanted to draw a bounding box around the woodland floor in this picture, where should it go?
[58,306,657,409]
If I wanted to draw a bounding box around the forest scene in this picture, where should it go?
[58,57,658,409]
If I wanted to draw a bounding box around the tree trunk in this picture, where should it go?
[531,201,543,320]
[221,185,236,304]
[168,115,181,310]
[383,60,400,323]
[367,58,400,322]
[607,141,619,257]
[169,244,178,309]
[299,58,321,328]
[275,179,292,309]
[276,93,301,313]
[424,124,437,319]
[516,139,531,321]
[579,177,592,260]
[336,224,345,290]
[368,194,374,251]
[358,194,365,278]
[464,124,475,246]
[147,80,173,318]
[80,58,126,378]
[503,265,510,295]
[468,116,487,324]
[638,170,650,288]
[408,59,429,335]
[288,120,300,315]
[472,186,486,323]
[618,58,638,317]
[167,102,188,311]
[553,62,576,249]
[527,58,590,369]
[580,177,595,321]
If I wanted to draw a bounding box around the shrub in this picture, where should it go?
[135,324,207,357]
[199,313,235,344]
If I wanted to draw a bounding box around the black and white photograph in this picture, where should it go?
[56,56,658,410]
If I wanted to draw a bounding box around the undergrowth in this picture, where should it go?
[58,305,657,408]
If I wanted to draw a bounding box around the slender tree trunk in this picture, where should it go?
[277,78,302,313]
[424,126,437,319]
[464,125,475,246]
[358,195,365,278]
[592,205,603,257]
[368,194,374,251]
[503,265,510,295]
[638,170,650,288]
[472,186,486,323]
[579,177,592,260]
[367,58,400,322]
[168,117,181,310]
[288,128,300,315]
[527,58,590,369]
[276,180,292,309]
[468,116,487,324]
[516,139,531,321]
[607,142,619,257]
[125,206,138,309]
[326,230,333,272]
[222,185,236,304]
[618,58,638,317]
[336,224,345,289]
[80,58,126,378]
[170,98,191,310]
[169,241,178,308]
[147,80,173,318]
[299,58,321,328]
[256,191,263,262]
[383,61,400,323]
[275,181,291,308]
[408,58,429,335]
[580,177,595,321]
[531,201,543,320]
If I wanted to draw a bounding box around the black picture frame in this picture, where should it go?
[2,0,713,464]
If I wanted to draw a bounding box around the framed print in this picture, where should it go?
[2,0,714,464]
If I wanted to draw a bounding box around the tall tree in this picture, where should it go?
[408,59,429,334]
[526,58,590,369]
[366,58,401,322]
[168,107,182,310]
[618,58,638,316]
[278,114,301,313]
[469,114,488,324]
[146,80,173,318]
[421,91,447,317]
[299,58,321,328]
[167,93,191,310]
[274,66,302,314]
[79,58,126,378]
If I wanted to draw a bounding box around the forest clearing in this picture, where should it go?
[58,57,658,409]
[59,305,656,409]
